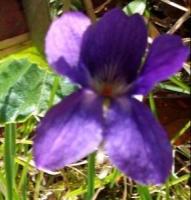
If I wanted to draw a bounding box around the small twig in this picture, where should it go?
[69,166,86,177]
[68,160,87,166]
[122,176,128,200]
[183,63,190,75]
[160,0,189,12]
[183,37,191,44]
[62,0,71,12]
[83,0,97,23]
[167,11,191,34]
[95,0,111,14]
[92,187,105,200]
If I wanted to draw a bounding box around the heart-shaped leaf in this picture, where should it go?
[0,58,74,124]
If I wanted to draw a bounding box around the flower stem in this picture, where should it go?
[4,123,16,200]
[86,152,96,200]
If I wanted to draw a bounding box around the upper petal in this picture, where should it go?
[45,12,91,84]
[33,90,103,171]
[130,34,189,95]
[104,97,172,185]
[80,8,147,83]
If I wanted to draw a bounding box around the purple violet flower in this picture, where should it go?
[33,8,189,185]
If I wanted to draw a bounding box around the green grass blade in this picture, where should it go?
[159,83,190,94]
[34,172,43,199]
[47,76,60,108]
[137,185,152,200]
[148,92,157,116]
[109,168,121,188]
[0,170,7,198]
[170,76,190,92]
[18,155,31,200]
[165,181,170,200]
[171,121,190,144]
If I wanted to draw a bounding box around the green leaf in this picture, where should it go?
[0,58,74,124]
[123,0,146,15]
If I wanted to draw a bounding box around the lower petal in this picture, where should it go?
[33,89,103,171]
[104,97,172,185]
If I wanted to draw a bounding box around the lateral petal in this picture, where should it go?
[130,35,189,95]
[34,90,103,171]
[45,12,91,84]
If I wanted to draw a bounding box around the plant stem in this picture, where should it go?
[4,123,16,200]
[86,152,96,200]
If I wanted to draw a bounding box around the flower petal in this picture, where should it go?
[104,97,172,184]
[130,34,189,95]
[81,8,147,83]
[45,12,91,84]
[33,90,103,171]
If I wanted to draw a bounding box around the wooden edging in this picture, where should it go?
[0,33,31,58]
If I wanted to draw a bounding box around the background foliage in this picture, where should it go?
[0,0,190,199]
